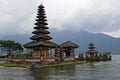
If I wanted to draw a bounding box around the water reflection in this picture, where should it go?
[32,65,76,80]
[32,55,120,80]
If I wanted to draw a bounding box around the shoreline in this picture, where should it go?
[0,61,86,69]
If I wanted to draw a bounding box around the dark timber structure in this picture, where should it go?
[60,41,79,61]
[60,41,78,57]
[24,4,58,59]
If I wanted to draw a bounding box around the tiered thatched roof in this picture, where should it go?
[60,41,79,48]
[23,4,58,48]
[86,42,98,54]
[24,41,58,48]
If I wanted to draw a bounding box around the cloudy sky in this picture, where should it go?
[0,0,120,37]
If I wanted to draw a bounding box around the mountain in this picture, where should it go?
[51,30,120,54]
[0,30,120,55]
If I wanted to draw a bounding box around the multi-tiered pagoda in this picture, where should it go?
[23,4,58,58]
[86,42,98,57]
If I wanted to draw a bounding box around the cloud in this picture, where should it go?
[44,0,120,34]
[104,30,120,38]
[0,0,8,5]
[0,0,37,36]
[0,0,120,37]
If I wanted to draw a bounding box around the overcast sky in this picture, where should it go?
[0,0,120,37]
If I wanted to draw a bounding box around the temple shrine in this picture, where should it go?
[86,42,98,57]
[85,42,99,61]
[60,41,78,57]
[78,42,111,61]
[23,4,58,58]
[23,4,79,62]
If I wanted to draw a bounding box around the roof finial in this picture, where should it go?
[40,2,42,5]
[39,2,44,8]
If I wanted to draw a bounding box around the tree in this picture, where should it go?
[103,52,111,55]
[0,40,23,56]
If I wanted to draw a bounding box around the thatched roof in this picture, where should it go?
[30,35,52,40]
[32,30,50,34]
[23,41,58,48]
[86,50,98,54]
[86,42,98,54]
[60,41,79,48]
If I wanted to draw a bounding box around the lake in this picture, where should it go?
[0,55,120,80]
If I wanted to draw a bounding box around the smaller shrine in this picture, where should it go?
[78,42,112,61]
[60,41,79,61]
[85,42,99,61]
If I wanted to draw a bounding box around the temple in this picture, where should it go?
[23,4,58,58]
[78,42,111,61]
[86,42,98,57]
[60,41,78,57]
[85,42,99,61]
[23,4,79,63]
[54,41,79,61]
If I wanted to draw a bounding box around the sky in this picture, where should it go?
[0,0,120,38]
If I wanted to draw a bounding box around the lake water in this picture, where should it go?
[0,55,120,80]
[0,67,34,80]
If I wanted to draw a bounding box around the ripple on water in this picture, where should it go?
[0,67,34,80]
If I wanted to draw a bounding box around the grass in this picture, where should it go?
[0,61,86,69]
[0,58,5,61]
[2,62,18,67]
[0,62,31,68]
